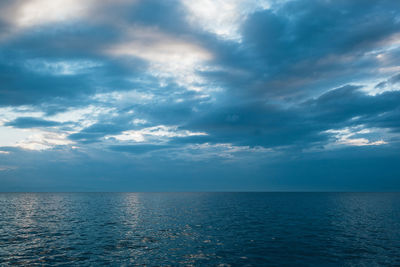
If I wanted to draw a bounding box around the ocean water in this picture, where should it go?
[0,193,399,266]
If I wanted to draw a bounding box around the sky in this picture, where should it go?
[0,0,400,192]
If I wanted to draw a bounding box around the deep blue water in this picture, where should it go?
[0,193,400,266]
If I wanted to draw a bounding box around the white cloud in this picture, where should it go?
[338,138,387,147]
[182,0,271,41]
[0,107,67,149]
[0,107,44,124]
[0,105,118,150]
[0,124,74,151]
[106,27,212,66]
[325,127,388,147]
[48,105,117,129]
[0,126,34,147]
[15,0,93,28]
[14,131,74,151]
[132,119,147,125]
[106,26,213,93]
[107,125,207,143]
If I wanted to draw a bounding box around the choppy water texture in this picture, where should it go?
[1,193,400,266]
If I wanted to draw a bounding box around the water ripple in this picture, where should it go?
[0,192,400,266]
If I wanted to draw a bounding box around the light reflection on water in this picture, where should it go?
[0,192,400,266]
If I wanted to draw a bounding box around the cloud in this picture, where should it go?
[325,128,388,147]
[14,131,73,151]
[304,84,400,130]
[1,142,400,191]
[182,0,270,41]
[0,0,400,190]
[108,144,169,154]
[4,117,62,128]
[200,0,400,100]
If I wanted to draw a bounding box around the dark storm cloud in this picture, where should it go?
[66,76,400,149]
[298,83,400,140]
[0,38,148,108]
[202,0,400,99]
[177,80,400,148]
[0,60,91,106]
[1,0,399,110]
[304,85,400,127]
[68,113,137,143]
[69,123,128,143]
[4,117,62,128]
[181,101,325,148]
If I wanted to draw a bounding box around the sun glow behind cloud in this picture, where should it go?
[106,27,213,92]
[15,0,92,28]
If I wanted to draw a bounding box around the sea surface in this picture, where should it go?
[0,193,399,266]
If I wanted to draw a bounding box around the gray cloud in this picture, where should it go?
[1,0,400,190]
[4,117,62,128]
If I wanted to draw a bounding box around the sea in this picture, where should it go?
[0,192,399,266]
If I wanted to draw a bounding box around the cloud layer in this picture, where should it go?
[1,0,400,191]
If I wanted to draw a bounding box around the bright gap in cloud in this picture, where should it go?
[106,125,207,143]
[14,131,74,151]
[359,76,400,96]
[0,107,44,123]
[325,127,388,147]
[106,26,214,93]
[48,105,117,130]
[0,126,33,148]
[0,125,73,151]
[0,105,119,150]
[181,0,271,41]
